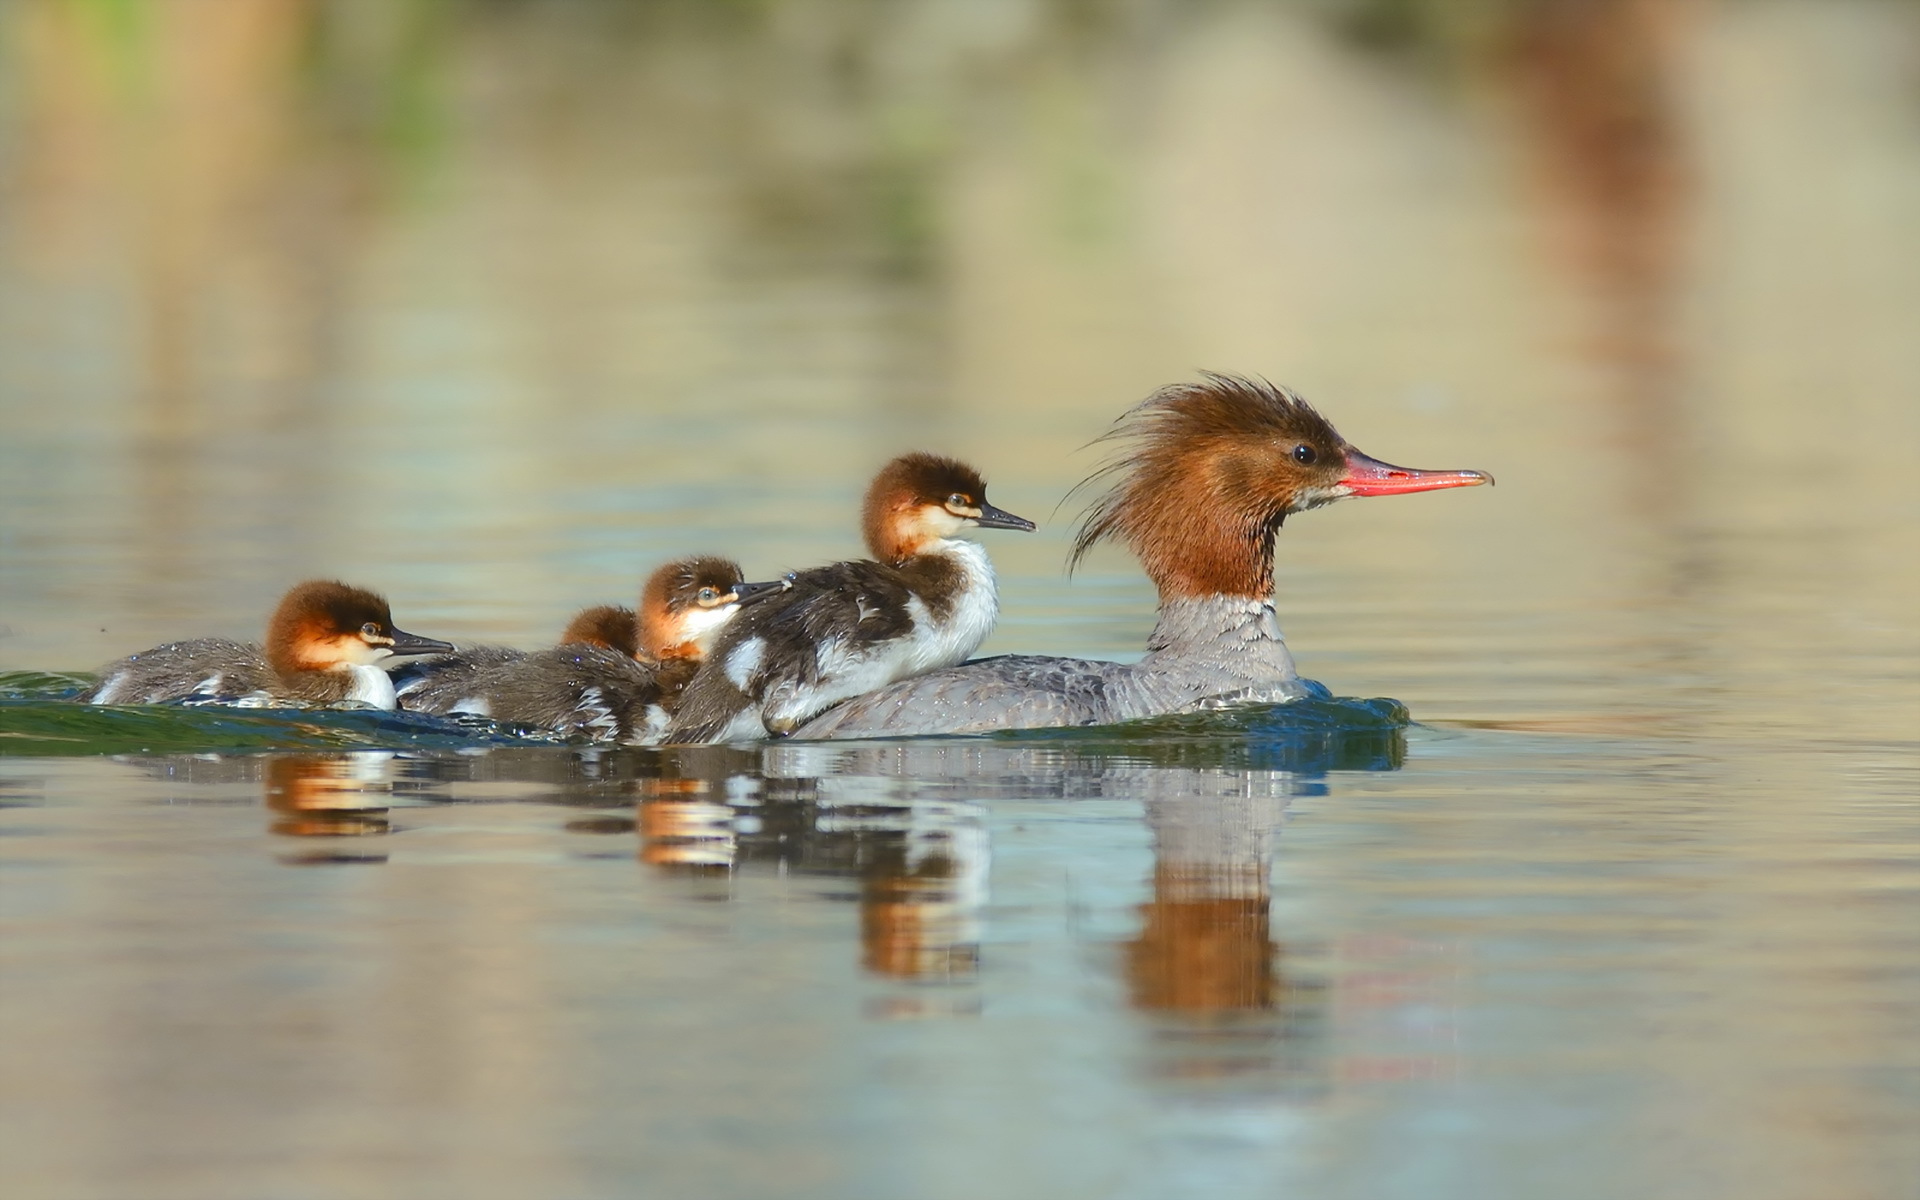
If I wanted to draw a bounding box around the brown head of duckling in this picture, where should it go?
[558,605,642,657]
[638,556,790,662]
[860,452,1036,565]
[265,580,452,678]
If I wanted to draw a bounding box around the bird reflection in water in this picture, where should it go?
[635,777,737,872]
[633,745,991,1002]
[110,749,404,862]
[1125,777,1326,1094]
[762,711,1403,1075]
[859,827,985,986]
[1130,791,1283,1012]
[264,752,394,861]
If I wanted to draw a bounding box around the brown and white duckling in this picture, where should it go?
[84,580,453,709]
[404,556,789,743]
[668,453,1036,744]
[393,601,644,709]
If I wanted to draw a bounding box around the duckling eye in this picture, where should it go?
[947,493,970,508]
[360,622,381,638]
[1291,444,1318,465]
[696,587,719,604]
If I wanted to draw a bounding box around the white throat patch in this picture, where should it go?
[341,663,399,710]
[903,538,999,673]
[676,603,741,653]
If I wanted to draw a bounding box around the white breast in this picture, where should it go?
[725,637,767,688]
[89,671,128,705]
[343,664,399,710]
[630,704,672,746]
[678,604,737,649]
[901,538,999,674]
[756,539,1001,734]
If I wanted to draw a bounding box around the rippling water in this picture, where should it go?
[4,1,1920,1197]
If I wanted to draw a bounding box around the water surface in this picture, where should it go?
[3,2,1919,1197]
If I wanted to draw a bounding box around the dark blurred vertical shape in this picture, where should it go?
[24,2,312,589]
[1508,0,1695,521]
[257,0,449,555]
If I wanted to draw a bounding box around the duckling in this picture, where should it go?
[669,453,1034,743]
[85,580,452,709]
[392,603,641,709]
[405,557,789,743]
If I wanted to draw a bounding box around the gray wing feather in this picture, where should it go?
[448,647,661,741]
[87,639,276,705]
[792,655,1125,738]
[394,646,527,710]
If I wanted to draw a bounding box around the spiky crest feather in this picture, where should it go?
[1067,373,1349,600]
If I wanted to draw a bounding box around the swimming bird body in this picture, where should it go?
[669,453,1035,744]
[401,557,788,743]
[794,375,1492,738]
[391,603,641,711]
[85,580,453,710]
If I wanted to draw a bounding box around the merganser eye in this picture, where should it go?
[1292,444,1317,465]
[947,493,970,508]
[361,622,381,638]
[696,587,719,604]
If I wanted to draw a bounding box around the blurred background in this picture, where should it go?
[5,6,1920,1198]
[1,0,1917,731]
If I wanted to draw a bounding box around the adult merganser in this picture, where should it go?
[669,453,1036,743]
[793,374,1491,738]
[403,557,789,742]
[84,580,453,709]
